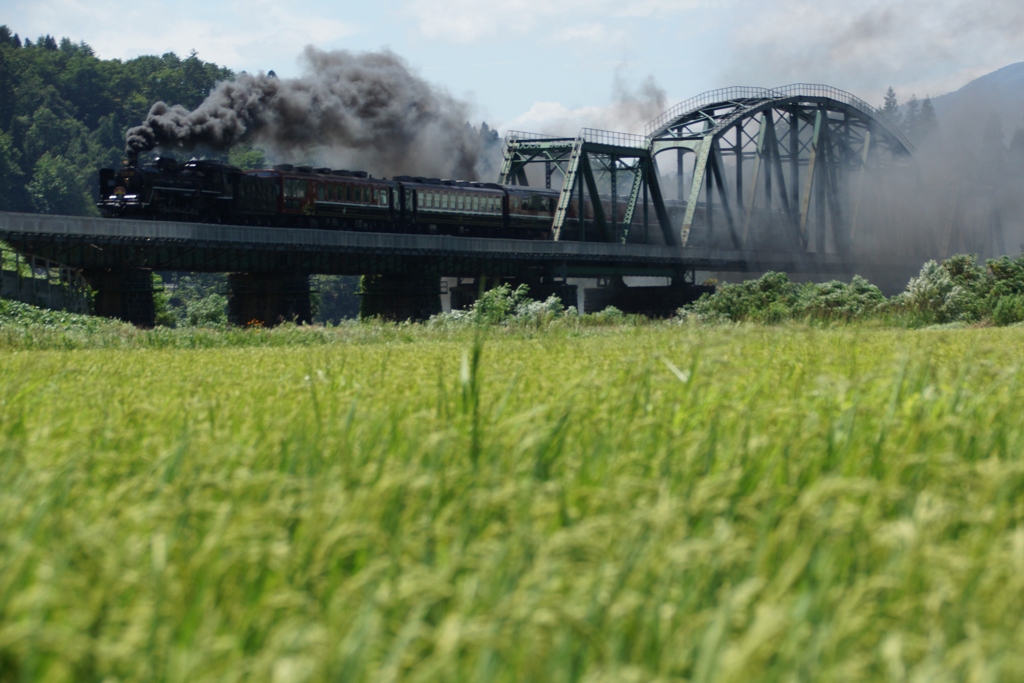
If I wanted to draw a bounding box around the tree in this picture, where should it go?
[881,86,902,128]
[0,131,28,211]
[917,97,937,142]
[0,25,20,48]
[1008,125,1024,175]
[23,106,90,169]
[0,46,15,130]
[27,152,93,215]
[903,94,920,140]
[980,112,1008,188]
[228,145,266,170]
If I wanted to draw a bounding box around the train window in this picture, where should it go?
[472,196,479,211]
[441,193,448,209]
[380,190,388,206]
[317,184,324,201]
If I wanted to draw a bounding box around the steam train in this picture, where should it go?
[98,155,616,240]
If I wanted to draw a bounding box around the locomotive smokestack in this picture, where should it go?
[125,46,482,180]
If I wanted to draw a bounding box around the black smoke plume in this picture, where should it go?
[125,46,482,179]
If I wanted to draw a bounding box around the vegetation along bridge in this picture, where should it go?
[1,85,930,325]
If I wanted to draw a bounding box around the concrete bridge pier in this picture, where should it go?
[227,273,312,326]
[82,267,155,327]
[359,272,442,321]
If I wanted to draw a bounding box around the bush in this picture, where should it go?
[986,255,1024,303]
[795,276,887,321]
[683,271,799,323]
[993,295,1024,326]
[895,257,987,324]
[185,293,227,327]
[429,284,566,328]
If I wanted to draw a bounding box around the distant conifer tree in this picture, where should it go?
[881,86,902,128]
[903,94,920,139]
[917,96,937,141]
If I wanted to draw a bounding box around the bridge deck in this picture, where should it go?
[0,211,914,279]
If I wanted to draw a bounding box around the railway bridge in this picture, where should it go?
[0,85,945,325]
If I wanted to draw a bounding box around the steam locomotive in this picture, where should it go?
[98,155,614,240]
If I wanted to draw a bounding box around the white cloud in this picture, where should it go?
[8,0,357,76]
[720,0,1024,103]
[552,22,627,45]
[505,73,668,134]
[404,0,708,43]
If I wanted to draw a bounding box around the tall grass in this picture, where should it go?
[2,326,1024,681]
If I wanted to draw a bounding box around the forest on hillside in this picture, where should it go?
[0,26,245,216]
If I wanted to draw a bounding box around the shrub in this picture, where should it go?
[993,294,1024,326]
[474,283,532,324]
[795,276,887,321]
[186,293,228,327]
[683,271,799,323]
[986,255,1024,303]
[895,257,987,324]
[429,284,566,327]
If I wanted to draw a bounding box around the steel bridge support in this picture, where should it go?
[499,129,675,245]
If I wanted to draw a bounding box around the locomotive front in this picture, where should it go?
[97,153,150,216]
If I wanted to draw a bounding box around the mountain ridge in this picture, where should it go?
[927,62,1024,133]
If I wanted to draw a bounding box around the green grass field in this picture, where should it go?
[2,324,1024,681]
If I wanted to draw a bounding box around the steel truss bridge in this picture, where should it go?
[0,84,946,324]
[500,84,917,254]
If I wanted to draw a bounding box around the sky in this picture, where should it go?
[5,0,1024,135]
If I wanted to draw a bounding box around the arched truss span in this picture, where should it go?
[647,84,913,252]
[499,84,914,254]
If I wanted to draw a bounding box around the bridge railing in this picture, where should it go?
[772,84,914,151]
[501,130,575,158]
[644,87,779,136]
[580,128,649,149]
[1,242,91,314]
[645,83,914,152]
